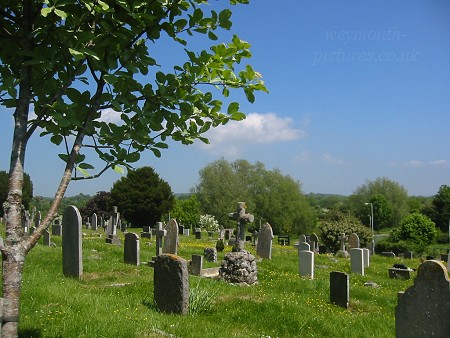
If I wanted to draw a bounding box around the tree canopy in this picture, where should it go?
[109,166,174,227]
[0,1,266,335]
[0,170,33,215]
[426,185,450,232]
[194,159,316,234]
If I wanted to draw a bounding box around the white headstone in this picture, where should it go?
[299,250,314,279]
[350,248,364,275]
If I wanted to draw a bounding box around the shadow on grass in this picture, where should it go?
[18,328,48,338]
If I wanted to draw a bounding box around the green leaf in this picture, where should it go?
[113,165,125,174]
[76,166,90,177]
[58,154,70,163]
[41,7,53,17]
[50,134,63,145]
[208,31,218,40]
[69,48,85,61]
[231,112,246,121]
[227,102,240,115]
[54,9,67,19]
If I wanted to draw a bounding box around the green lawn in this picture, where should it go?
[14,229,422,337]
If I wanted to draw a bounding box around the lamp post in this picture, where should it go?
[365,202,374,254]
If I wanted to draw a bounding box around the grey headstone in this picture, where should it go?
[350,248,364,275]
[153,254,189,314]
[178,225,184,235]
[330,271,349,309]
[348,233,360,249]
[204,247,217,262]
[396,260,450,337]
[155,222,167,256]
[404,251,413,259]
[43,229,51,246]
[195,228,202,239]
[191,254,203,276]
[381,251,396,258]
[52,219,62,236]
[124,232,140,265]
[256,222,274,259]
[299,234,307,243]
[91,213,98,231]
[389,268,412,280]
[299,250,314,279]
[34,210,41,228]
[362,248,370,267]
[163,219,179,255]
[183,229,190,236]
[298,242,310,252]
[62,205,83,278]
[224,229,231,240]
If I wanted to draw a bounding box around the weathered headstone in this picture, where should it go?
[350,248,364,275]
[194,228,202,239]
[310,233,319,252]
[153,254,189,314]
[163,219,179,255]
[228,202,254,252]
[224,229,231,241]
[335,233,349,258]
[389,267,412,280]
[124,232,140,265]
[91,213,98,231]
[381,251,396,258]
[62,205,83,278]
[348,233,360,250]
[183,228,190,236]
[204,247,217,262]
[256,222,274,259]
[396,260,450,337]
[404,251,413,259]
[155,222,167,256]
[298,242,310,252]
[299,250,314,279]
[141,225,152,239]
[191,254,203,276]
[52,218,62,236]
[106,206,121,244]
[43,229,51,246]
[330,271,349,308]
[299,234,307,243]
[178,225,184,235]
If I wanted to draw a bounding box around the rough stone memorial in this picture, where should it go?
[256,222,274,259]
[163,219,179,255]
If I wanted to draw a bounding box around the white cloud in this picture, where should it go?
[198,112,305,155]
[322,153,343,165]
[405,160,424,167]
[431,159,450,168]
[98,108,123,124]
[293,150,311,163]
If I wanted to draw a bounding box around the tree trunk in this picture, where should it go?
[2,252,25,338]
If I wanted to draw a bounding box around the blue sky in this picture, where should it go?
[1,0,449,197]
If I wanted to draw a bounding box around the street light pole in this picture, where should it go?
[365,202,374,254]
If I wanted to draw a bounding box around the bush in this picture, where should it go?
[374,238,410,255]
[198,214,219,232]
[319,211,372,252]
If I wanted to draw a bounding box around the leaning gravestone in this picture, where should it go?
[330,271,349,309]
[163,219,179,255]
[256,222,274,259]
[62,205,83,278]
[153,254,189,314]
[396,260,450,337]
[124,232,140,266]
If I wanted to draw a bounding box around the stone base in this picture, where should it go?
[219,250,258,285]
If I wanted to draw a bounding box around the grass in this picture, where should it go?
[9,229,426,337]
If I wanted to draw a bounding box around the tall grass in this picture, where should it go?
[10,229,422,337]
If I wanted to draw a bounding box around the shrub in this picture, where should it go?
[374,238,410,255]
[198,214,219,232]
[319,211,372,252]
[390,213,437,252]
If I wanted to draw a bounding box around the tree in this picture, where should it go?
[426,185,450,232]
[319,210,373,252]
[109,167,174,227]
[79,191,112,221]
[368,194,393,230]
[171,194,202,230]
[390,213,437,253]
[0,1,266,335]
[348,177,409,228]
[0,170,33,215]
[195,159,316,234]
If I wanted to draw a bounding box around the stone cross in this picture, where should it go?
[229,202,254,251]
[155,221,167,256]
[339,233,348,251]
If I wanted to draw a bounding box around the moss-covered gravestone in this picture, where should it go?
[153,254,189,314]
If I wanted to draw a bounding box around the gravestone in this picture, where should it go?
[153,254,189,314]
[330,271,349,309]
[256,222,274,259]
[183,228,190,236]
[396,260,450,337]
[155,222,167,256]
[91,213,98,231]
[204,247,217,262]
[350,248,364,275]
[310,233,319,252]
[106,206,121,244]
[178,225,184,235]
[389,267,412,280]
[194,228,202,239]
[62,205,83,278]
[335,233,349,258]
[404,251,413,259]
[22,210,30,234]
[381,251,396,258]
[191,254,203,276]
[363,248,370,267]
[124,232,140,266]
[298,242,310,252]
[34,210,41,228]
[43,229,51,246]
[224,229,231,241]
[228,202,254,252]
[299,250,314,279]
[52,219,62,236]
[348,233,360,249]
[141,225,152,239]
[163,219,179,255]
[299,234,307,243]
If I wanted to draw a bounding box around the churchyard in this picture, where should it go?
[6,211,437,338]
